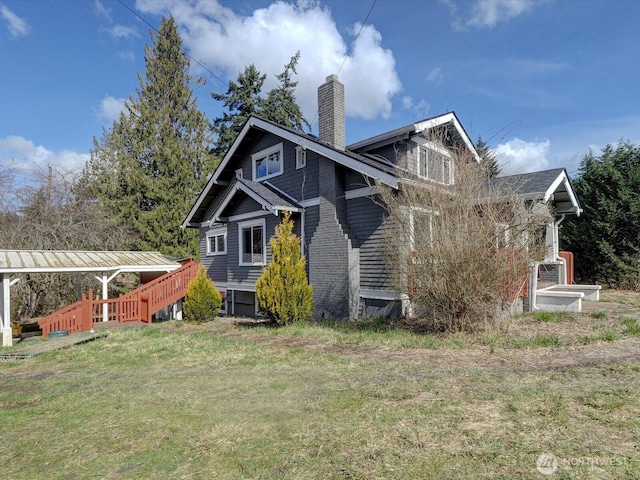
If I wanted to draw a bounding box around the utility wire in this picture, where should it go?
[116,0,229,89]
[117,0,378,137]
[311,0,378,131]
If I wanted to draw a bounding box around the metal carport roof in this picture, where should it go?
[1,250,181,347]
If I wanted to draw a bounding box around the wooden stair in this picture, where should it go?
[38,259,201,337]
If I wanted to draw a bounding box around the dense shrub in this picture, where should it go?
[183,266,222,323]
[256,211,313,324]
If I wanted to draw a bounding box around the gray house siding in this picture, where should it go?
[235,132,320,201]
[199,228,227,284]
[306,158,352,320]
[346,196,393,290]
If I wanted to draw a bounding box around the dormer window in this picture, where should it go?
[252,143,283,181]
[418,145,453,185]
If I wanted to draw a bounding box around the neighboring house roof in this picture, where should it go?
[348,112,480,162]
[0,250,180,274]
[183,115,399,227]
[490,168,582,216]
[208,178,303,223]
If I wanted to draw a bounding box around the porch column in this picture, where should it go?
[544,222,557,262]
[2,273,11,347]
[94,271,121,322]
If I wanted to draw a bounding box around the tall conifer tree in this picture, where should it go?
[88,16,214,257]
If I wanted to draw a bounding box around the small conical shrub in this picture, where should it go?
[256,211,313,324]
[183,265,222,323]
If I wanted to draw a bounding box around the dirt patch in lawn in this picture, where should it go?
[179,290,640,374]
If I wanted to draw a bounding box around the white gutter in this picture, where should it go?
[530,261,539,311]
[554,215,566,284]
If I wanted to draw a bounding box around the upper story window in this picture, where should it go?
[295,146,306,169]
[206,227,227,256]
[238,218,266,266]
[252,143,283,181]
[418,145,453,185]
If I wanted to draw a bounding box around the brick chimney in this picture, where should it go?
[317,74,345,150]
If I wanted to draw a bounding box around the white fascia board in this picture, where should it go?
[0,264,179,275]
[209,182,301,223]
[345,186,381,200]
[545,170,582,216]
[414,112,480,162]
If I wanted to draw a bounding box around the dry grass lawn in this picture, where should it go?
[1,292,640,479]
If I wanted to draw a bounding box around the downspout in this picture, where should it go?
[530,261,539,312]
[554,215,566,285]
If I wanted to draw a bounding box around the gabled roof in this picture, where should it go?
[209,178,302,223]
[489,168,582,216]
[347,112,480,162]
[183,115,399,227]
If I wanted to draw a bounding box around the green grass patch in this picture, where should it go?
[1,324,638,479]
[591,310,608,319]
[531,311,576,323]
[621,316,640,336]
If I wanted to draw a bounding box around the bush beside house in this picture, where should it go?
[256,211,313,325]
[183,266,222,323]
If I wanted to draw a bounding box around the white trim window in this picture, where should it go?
[403,206,438,251]
[238,218,266,266]
[252,143,283,181]
[418,145,453,185]
[206,227,227,256]
[295,145,306,169]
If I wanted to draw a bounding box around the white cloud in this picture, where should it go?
[117,50,135,61]
[494,137,550,175]
[135,0,402,122]
[109,24,139,39]
[426,67,443,84]
[94,0,112,21]
[401,96,431,120]
[97,96,127,124]
[0,136,89,176]
[0,4,30,38]
[445,0,536,30]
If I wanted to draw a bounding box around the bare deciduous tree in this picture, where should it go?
[378,134,550,332]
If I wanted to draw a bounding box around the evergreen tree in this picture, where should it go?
[183,265,222,323]
[476,136,500,178]
[561,142,640,287]
[256,211,314,324]
[88,16,214,258]
[210,65,266,158]
[263,51,310,131]
[211,53,309,158]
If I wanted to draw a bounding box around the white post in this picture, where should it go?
[95,271,120,322]
[2,273,12,347]
[101,273,108,322]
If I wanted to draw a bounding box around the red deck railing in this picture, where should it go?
[39,259,201,338]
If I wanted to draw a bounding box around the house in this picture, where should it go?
[183,74,585,319]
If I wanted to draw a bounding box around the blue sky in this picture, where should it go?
[1,0,639,183]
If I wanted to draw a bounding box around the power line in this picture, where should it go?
[116,0,379,137]
[311,0,378,131]
[116,0,228,89]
